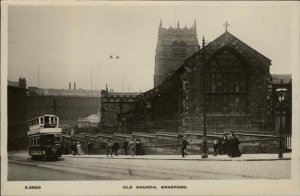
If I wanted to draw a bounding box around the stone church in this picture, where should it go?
[124,22,272,133]
[102,21,291,152]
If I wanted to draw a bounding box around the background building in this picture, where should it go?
[100,88,139,133]
[7,79,27,150]
[26,85,101,127]
[78,113,101,129]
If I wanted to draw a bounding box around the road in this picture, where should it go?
[8,152,291,180]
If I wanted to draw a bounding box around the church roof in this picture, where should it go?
[186,31,271,65]
[140,31,272,101]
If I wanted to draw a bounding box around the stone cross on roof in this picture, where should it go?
[224,21,230,32]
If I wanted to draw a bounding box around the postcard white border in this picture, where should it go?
[1,1,300,195]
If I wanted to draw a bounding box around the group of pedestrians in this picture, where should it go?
[68,132,241,158]
[213,131,241,158]
[106,138,143,157]
[106,139,120,157]
[180,131,241,158]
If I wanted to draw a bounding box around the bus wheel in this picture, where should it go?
[31,156,36,160]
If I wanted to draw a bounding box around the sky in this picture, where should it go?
[7,3,296,92]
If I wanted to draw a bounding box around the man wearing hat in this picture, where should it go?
[181,136,189,158]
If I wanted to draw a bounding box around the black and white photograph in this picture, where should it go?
[1,1,300,195]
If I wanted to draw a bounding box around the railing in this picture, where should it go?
[206,114,273,134]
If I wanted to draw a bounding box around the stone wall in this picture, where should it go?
[66,130,280,155]
[101,90,139,133]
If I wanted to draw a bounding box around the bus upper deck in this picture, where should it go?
[28,115,62,136]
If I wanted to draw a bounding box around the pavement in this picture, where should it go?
[8,151,292,180]
[7,150,291,161]
[62,153,291,161]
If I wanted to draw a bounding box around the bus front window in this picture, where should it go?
[44,116,50,128]
[54,117,57,126]
[40,135,54,146]
[50,117,55,125]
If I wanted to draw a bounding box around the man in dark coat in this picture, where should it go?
[228,131,241,158]
[135,139,142,156]
[181,136,189,158]
[220,134,229,155]
[123,140,129,155]
[87,142,93,155]
[71,141,77,156]
[112,140,120,156]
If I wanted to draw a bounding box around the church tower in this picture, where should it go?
[154,20,200,87]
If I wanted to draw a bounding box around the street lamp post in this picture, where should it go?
[275,79,287,159]
[202,36,208,159]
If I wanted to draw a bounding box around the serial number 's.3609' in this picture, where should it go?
[25,186,41,189]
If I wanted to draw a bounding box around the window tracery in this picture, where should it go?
[206,48,248,115]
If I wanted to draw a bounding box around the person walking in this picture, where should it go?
[135,139,141,156]
[87,142,93,155]
[228,131,241,158]
[181,136,189,158]
[123,140,129,155]
[129,139,135,157]
[106,140,113,158]
[213,139,220,156]
[77,142,84,155]
[112,139,120,156]
[71,141,77,156]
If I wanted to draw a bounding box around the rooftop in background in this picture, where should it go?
[272,74,292,84]
[78,114,100,123]
[8,79,27,89]
[103,91,140,96]
[28,87,101,97]
[7,80,20,88]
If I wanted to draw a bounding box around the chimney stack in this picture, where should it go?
[69,82,71,90]
[74,82,76,90]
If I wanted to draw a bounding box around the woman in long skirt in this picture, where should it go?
[228,132,241,158]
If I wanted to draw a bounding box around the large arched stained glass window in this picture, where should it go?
[206,48,248,115]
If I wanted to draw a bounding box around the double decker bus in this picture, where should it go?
[28,115,63,161]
